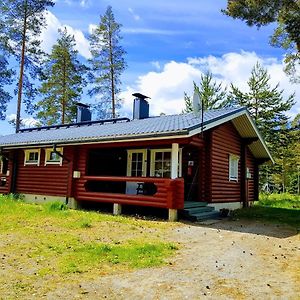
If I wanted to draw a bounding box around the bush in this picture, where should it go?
[259,193,300,209]
[46,201,68,212]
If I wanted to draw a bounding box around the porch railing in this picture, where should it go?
[75,176,184,209]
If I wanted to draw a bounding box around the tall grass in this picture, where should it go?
[232,193,300,228]
[259,193,300,209]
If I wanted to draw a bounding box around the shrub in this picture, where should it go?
[46,201,68,212]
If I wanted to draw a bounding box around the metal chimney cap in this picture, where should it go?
[76,102,90,108]
[132,93,151,100]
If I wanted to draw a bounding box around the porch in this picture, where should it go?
[72,139,205,220]
[75,175,184,209]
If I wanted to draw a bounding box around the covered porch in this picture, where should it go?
[72,138,205,220]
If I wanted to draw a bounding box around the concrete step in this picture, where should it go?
[183,206,215,215]
[189,211,221,222]
[184,201,208,209]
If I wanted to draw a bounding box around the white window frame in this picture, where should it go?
[150,148,182,178]
[229,154,239,182]
[24,149,41,166]
[45,148,63,166]
[127,149,147,177]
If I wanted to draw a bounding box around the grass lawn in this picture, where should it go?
[0,195,178,298]
[232,193,300,229]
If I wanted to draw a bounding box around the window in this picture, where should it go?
[151,149,171,178]
[45,148,63,166]
[24,149,40,166]
[229,154,239,182]
[150,149,182,178]
[127,150,147,177]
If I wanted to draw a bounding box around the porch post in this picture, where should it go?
[171,143,179,180]
[113,203,122,215]
[169,143,179,221]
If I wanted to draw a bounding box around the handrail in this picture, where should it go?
[75,175,184,209]
[80,175,173,183]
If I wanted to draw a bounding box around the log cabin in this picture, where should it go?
[0,94,272,221]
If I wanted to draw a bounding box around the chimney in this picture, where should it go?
[76,103,91,123]
[132,93,150,120]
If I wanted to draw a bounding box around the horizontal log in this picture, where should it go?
[77,197,167,208]
[75,191,166,202]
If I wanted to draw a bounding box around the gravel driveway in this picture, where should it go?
[46,219,300,300]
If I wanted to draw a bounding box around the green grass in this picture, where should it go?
[232,193,300,229]
[259,193,300,209]
[0,195,178,297]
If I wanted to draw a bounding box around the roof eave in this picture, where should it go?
[0,129,190,150]
[188,108,273,163]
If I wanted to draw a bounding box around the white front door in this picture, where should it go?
[126,150,147,194]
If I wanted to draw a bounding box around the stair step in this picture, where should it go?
[183,206,215,215]
[184,201,208,209]
[189,211,221,222]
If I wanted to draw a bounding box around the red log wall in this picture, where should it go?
[210,122,242,203]
[14,147,72,196]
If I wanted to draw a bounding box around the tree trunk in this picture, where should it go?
[108,30,115,118]
[62,56,66,124]
[16,2,28,133]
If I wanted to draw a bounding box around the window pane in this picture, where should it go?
[29,152,38,161]
[49,152,60,161]
[163,152,171,160]
[153,151,172,178]
[131,153,137,162]
[155,152,162,160]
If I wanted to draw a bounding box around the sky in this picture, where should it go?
[1,0,299,135]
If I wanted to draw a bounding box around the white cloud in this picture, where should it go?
[120,51,300,119]
[80,0,89,7]
[88,24,97,34]
[120,61,203,116]
[64,25,91,59]
[128,8,141,21]
[7,114,40,128]
[40,11,91,59]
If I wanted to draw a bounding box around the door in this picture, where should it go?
[126,150,147,194]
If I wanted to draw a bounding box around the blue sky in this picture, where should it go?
[1,0,299,135]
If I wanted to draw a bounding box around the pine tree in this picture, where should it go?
[0,0,55,132]
[182,92,193,113]
[0,54,14,120]
[229,63,295,192]
[223,0,300,81]
[89,6,126,119]
[183,72,228,113]
[36,28,87,125]
[229,63,295,146]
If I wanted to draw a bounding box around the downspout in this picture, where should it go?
[52,144,72,204]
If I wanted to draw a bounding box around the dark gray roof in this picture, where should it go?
[0,107,245,148]
[0,106,274,161]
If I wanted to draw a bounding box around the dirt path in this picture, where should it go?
[45,219,300,300]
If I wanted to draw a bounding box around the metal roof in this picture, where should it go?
[0,107,272,161]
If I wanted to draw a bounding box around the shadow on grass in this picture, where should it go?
[187,206,300,239]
